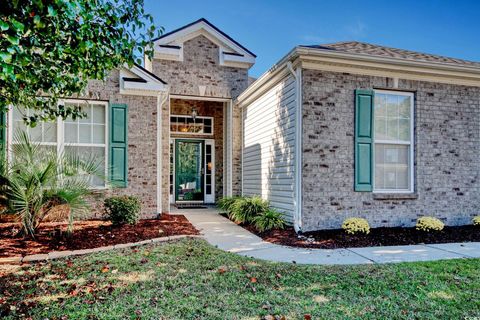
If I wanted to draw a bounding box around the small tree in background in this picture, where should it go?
[1,0,162,126]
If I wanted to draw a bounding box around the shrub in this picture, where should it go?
[104,196,141,225]
[473,216,480,226]
[342,218,370,235]
[0,131,101,237]
[230,196,269,224]
[416,216,444,232]
[253,208,286,232]
[217,196,241,215]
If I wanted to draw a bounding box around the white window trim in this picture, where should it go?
[8,99,109,190]
[170,114,214,136]
[373,90,414,194]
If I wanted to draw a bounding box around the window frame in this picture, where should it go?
[8,99,109,190]
[372,89,414,194]
[170,114,214,136]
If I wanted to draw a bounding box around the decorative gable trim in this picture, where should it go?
[152,18,255,69]
[119,64,168,96]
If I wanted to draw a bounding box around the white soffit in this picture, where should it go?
[152,18,256,69]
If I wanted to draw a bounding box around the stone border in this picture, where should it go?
[0,235,201,265]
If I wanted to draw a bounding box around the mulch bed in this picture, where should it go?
[245,225,480,249]
[0,214,198,257]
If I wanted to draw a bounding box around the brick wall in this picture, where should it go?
[151,35,249,202]
[301,69,480,231]
[81,70,159,218]
[152,35,248,99]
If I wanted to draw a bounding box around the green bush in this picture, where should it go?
[217,196,241,214]
[252,208,286,232]
[0,131,102,237]
[104,196,141,225]
[230,196,269,224]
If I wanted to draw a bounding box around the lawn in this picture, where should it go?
[1,239,479,319]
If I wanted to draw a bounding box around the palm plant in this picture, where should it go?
[0,131,102,238]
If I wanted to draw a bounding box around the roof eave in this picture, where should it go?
[237,46,480,107]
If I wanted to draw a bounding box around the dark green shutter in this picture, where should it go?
[354,89,374,191]
[0,110,6,159]
[109,103,128,187]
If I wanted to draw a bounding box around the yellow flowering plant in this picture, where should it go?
[473,216,480,226]
[342,218,370,235]
[416,217,444,232]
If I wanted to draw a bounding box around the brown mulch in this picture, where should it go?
[0,214,199,257]
[244,225,480,249]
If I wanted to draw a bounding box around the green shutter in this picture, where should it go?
[0,110,6,159]
[354,89,374,192]
[109,103,128,187]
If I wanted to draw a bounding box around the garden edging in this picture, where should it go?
[0,235,202,265]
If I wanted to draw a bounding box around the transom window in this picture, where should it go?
[11,100,108,188]
[170,115,213,135]
[373,90,414,193]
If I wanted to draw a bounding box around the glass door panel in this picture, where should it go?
[175,140,204,201]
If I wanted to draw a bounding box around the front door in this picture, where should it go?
[175,140,204,202]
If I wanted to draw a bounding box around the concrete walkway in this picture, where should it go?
[173,207,480,265]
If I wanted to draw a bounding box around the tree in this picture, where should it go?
[1,0,161,126]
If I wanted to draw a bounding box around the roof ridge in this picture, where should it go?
[152,18,256,57]
[306,41,480,67]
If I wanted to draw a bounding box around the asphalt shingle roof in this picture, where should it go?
[302,41,480,68]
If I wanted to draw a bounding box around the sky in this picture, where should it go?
[145,0,480,78]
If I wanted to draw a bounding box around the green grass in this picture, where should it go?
[1,238,479,319]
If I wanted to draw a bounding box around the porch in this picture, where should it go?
[162,96,236,212]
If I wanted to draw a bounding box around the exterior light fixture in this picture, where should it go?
[191,107,198,120]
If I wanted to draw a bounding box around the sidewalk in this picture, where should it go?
[174,207,480,265]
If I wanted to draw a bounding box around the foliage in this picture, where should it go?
[416,216,444,232]
[0,131,101,237]
[342,217,370,235]
[104,195,141,225]
[217,196,240,215]
[252,208,286,232]
[473,216,480,226]
[1,0,161,126]
[2,238,480,319]
[230,196,269,224]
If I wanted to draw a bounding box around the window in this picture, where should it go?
[11,100,108,188]
[373,90,414,193]
[170,115,213,135]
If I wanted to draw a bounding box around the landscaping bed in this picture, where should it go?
[0,214,198,257]
[245,225,480,249]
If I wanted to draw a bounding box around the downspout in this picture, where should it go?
[287,61,303,232]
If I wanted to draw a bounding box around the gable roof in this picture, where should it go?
[119,63,167,96]
[132,63,167,84]
[154,18,256,57]
[302,41,480,69]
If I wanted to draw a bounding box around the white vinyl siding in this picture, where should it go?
[242,75,297,224]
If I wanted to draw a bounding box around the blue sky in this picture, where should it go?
[145,0,480,77]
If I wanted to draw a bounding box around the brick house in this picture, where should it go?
[2,19,479,232]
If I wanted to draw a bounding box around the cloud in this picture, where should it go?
[300,20,368,45]
[300,35,335,45]
[345,20,367,38]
